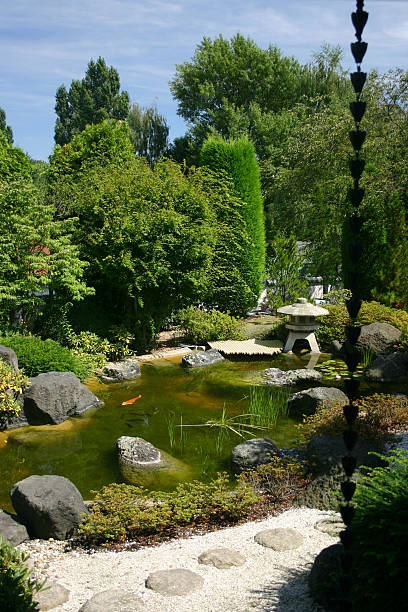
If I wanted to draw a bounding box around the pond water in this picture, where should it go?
[0,352,322,512]
[1,351,405,512]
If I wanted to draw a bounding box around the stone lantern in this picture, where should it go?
[277,297,329,354]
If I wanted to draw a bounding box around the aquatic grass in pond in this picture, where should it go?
[166,412,176,449]
[244,385,290,428]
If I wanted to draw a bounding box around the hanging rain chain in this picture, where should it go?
[339,1,369,609]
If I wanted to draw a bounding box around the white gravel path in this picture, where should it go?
[21,507,338,611]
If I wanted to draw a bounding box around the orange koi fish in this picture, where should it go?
[121,395,142,405]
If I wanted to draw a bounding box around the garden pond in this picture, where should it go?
[0,351,405,512]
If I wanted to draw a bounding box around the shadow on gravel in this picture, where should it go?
[249,564,324,611]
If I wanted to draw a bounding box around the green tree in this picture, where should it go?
[128,104,169,167]
[0,181,92,329]
[0,132,32,183]
[265,235,308,312]
[57,155,216,347]
[54,57,130,146]
[200,136,265,314]
[0,107,13,145]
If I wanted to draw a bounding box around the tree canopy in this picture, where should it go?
[54,57,130,146]
[128,104,169,167]
[0,107,13,145]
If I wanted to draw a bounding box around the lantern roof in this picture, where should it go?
[277,297,329,317]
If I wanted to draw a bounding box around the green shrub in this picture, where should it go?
[315,301,408,346]
[178,306,245,344]
[238,455,311,504]
[0,335,89,380]
[297,393,408,447]
[0,537,46,611]
[0,361,29,418]
[350,449,408,611]
[78,474,260,545]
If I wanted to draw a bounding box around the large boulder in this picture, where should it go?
[287,387,348,415]
[309,543,342,611]
[182,349,224,368]
[262,367,322,386]
[294,435,381,510]
[117,436,191,488]
[10,474,88,540]
[0,509,29,546]
[231,437,280,472]
[22,371,103,426]
[356,322,401,356]
[100,360,141,383]
[364,352,408,382]
[0,345,18,370]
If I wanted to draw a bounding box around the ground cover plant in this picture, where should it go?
[78,458,310,546]
[0,537,46,612]
[297,393,408,447]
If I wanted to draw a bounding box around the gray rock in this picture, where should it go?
[10,474,88,540]
[231,437,279,472]
[198,548,246,569]
[145,568,204,596]
[22,372,103,426]
[117,436,161,464]
[100,360,141,383]
[329,340,343,356]
[254,528,303,551]
[364,352,408,382]
[294,435,382,510]
[182,349,224,368]
[309,543,342,611]
[0,509,29,546]
[0,345,18,370]
[356,322,401,356]
[34,581,70,611]
[288,387,348,415]
[117,436,192,488]
[79,590,145,611]
[315,516,344,538]
[262,368,322,386]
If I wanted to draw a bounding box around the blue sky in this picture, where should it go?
[1,0,407,161]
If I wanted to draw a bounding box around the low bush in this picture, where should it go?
[78,474,260,545]
[0,335,89,380]
[350,449,408,611]
[315,301,408,347]
[178,306,245,344]
[0,361,29,418]
[238,455,311,504]
[297,393,408,447]
[0,537,46,611]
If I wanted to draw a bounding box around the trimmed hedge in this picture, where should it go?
[0,335,89,380]
[200,137,265,315]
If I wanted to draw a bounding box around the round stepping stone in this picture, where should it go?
[198,548,246,569]
[254,528,303,551]
[315,517,344,538]
[145,568,204,596]
[34,581,70,611]
[79,589,144,611]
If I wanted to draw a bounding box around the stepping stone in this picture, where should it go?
[79,589,144,611]
[34,581,70,611]
[198,548,246,569]
[315,517,344,538]
[145,568,204,596]
[254,528,303,551]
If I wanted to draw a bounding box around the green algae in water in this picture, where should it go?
[0,355,308,512]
